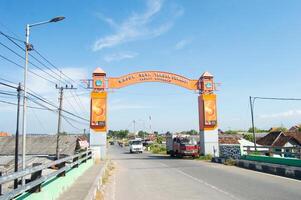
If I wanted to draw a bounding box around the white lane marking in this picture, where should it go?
[159,162,240,200]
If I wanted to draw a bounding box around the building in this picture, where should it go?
[0,134,89,174]
[0,132,10,137]
[257,131,301,147]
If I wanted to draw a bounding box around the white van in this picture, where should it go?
[129,139,143,153]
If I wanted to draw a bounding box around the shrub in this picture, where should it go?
[224,159,236,166]
[198,154,213,160]
[149,143,166,154]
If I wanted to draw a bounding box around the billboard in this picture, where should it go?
[198,94,217,130]
[90,92,107,131]
[204,96,217,126]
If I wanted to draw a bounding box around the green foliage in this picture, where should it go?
[156,135,164,144]
[224,130,238,134]
[224,159,236,166]
[108,129,129,139]
[247,127,268,133]
[149,143,166,154]
[243,134,254,142]
[138,130,148,138]
[198,154,213,160]
[180,129,198,135]
[274,126,288,132]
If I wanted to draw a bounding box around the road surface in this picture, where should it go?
[104,145,301,200]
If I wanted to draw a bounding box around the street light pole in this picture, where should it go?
[21,16,65,185]
[21,24,30,185]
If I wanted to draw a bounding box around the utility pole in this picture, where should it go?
[14,83,21,189]
[133,120,136,134]
[56,84,76,160]
[149,115,152,134]
[249,96,257,151]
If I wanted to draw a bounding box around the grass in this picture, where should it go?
[224,159,236,166]
[197,154,213,161]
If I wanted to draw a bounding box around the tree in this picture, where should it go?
[248,127,268,133]
[107,129,129,139]
[243,134,254,142]
[274,126,288,132]
[138,130,148,138]
[224,130,238,135]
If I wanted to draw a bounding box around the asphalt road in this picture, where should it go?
[104,145,301,200]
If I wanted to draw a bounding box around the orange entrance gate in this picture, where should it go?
[89,68,219,157]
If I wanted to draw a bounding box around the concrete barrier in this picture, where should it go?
[236,159,301,180]
[84,161,109,200]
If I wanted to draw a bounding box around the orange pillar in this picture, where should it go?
[198,72,219,156]
[90,67,107,159]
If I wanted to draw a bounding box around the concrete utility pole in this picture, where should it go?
[56,84,76,160]
[133,120,136,134]
[14,83,21,189]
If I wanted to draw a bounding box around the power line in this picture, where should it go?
[33,48,86,89]
[252,96,301,101]
[1,30,73,86]
[0,41,64,84]
[0,80,89,122]
[0,54,57,84]
[61,115,84,131]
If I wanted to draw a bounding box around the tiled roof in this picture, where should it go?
[257,131,301,147]
[219,134,240,144]
[0,135,88,156]
[257,131,281,146]
[0,132,10,137]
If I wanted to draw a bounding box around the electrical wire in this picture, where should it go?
[0,54,57,84]
[0,31,72,86]
[0,41,64,84]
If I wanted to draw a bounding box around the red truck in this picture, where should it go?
[166,133,199,158]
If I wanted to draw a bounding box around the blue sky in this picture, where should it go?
[1,0,301,134]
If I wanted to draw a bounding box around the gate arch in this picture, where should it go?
[89,68,219,157]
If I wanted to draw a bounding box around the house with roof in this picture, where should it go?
[289,125,300,133]
[256,130,301,157]
[257,131,301,147]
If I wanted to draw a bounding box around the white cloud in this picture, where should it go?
[103,52,138,62]
[259,110,301,119]
[175,39,191,50]
[93,0,183,51]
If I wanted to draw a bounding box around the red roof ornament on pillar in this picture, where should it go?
[199,71,214,93]
[93,67,106,90]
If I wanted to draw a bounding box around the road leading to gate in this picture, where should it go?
[105,145,301,200]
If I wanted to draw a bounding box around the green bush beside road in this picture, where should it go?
[149,143,166,154]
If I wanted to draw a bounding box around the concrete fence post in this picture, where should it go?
[57,162,66,177]
[29,163,42,193]
[0,171,2,196]
[73,156,79,168]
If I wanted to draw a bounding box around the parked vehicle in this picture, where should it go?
[109,141,115,145]
[166,133,199,158]
[129,138,143,153]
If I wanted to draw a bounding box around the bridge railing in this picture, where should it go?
[243,146,301,159]
[0,149,92,200]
